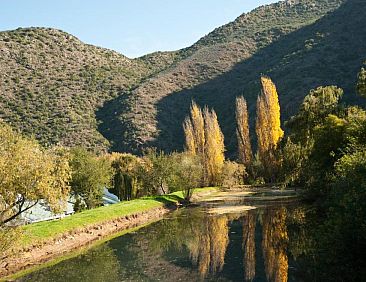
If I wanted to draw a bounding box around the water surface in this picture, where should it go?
[19,190,313,282]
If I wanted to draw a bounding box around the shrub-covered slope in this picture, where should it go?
[2,0,365,156]
[0,28,176,151]
[115,0,353,154]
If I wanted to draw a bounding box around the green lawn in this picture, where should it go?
[20,187,218,248]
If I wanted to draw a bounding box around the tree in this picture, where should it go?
[236,96,253,166]
[184,101,205,159]
[357,67,366,97]
[220,161,246,188]
[108,153,143,201]
[204,107,225,186]
[168,152,202,201]
[183,102,226,186]
[0,122,71,225]
[140,149,174,195]
[255,77,284,181]
[69,147,112,209]
[286,86,343,143]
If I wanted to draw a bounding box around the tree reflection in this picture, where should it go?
[242,211,256,281]
[189,215,229,278]
[262,207,289,282]
[19,244,121,282]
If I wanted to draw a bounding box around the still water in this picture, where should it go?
[19,190,313,282]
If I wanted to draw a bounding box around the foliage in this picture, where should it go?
[0,226,23,256]
[280,86,345,188]
[255,77,283,182]
[356,67,366,97]
[203,107,226,186]
[183,101,205,156]
[277,70,366,280]
[167,153,203,201]
[184,102,226,186]
[0,1,352,155]
[220,161,246,188]
[139,149,175,195]
[235,96,252,166]
[69,147,112,209]
[279,138,309,188]
[107,153,144,201]
[0,122,71,225]
[286,86,344,143]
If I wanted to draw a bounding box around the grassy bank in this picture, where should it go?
[20,187,218,248]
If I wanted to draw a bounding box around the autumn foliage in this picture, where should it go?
[255,77,284,180]
[236,96,253,166]
[184,101,225,186]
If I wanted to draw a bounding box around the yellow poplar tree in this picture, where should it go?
[256,95,270,158]
[204,107,225,186]
[183,102,225,186]
[183,117,196,155]
[261,76,284,145]
[183,101,205,156]
[236,96,253,166]
[255,77,284,180]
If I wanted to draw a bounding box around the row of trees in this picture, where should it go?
[183,103,225,186]
[181,76,285,187]
[1,126,235,229]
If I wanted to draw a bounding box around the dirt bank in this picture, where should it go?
[0,205,173,279]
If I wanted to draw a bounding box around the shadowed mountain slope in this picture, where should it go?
[111,0,353,154]
[2,0,365,156]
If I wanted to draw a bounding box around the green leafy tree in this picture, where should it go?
[286,86,343,143]
[140,149,174,195]
[69,147,112,209]
[0,122,71,226]
[168,152,202,201]
[108,153,143,201]
[281,86,344,187]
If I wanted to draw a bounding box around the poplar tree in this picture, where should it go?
[261,76,284,145]
[183,101,225,186]
[255,77,284,180]
[183,101,205,156]
[183,118,195,155]
[204,107,225,186]
[236,96,253,166]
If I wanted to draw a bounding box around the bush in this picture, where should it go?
[69,147,112,209]
[220,161,246,188]
[0,227,23,257]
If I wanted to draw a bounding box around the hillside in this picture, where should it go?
[1,0,365,156]
[118,0,366,155]
[0,28,176,151]
[105,0,351,154]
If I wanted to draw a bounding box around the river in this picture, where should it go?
[17,189,321,281]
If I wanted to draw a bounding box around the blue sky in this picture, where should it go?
[1,0,276,58]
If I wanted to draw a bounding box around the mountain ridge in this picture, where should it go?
[1,0,364,157]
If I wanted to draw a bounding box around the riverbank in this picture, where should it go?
[0,187,219,279]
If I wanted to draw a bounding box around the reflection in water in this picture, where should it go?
[262,207,289,282]
[20,201,309,282]
[19,245,121,282]
[242,212,256,281]
[189,216,229,278]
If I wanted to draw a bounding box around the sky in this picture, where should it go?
[1,0,277,58]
